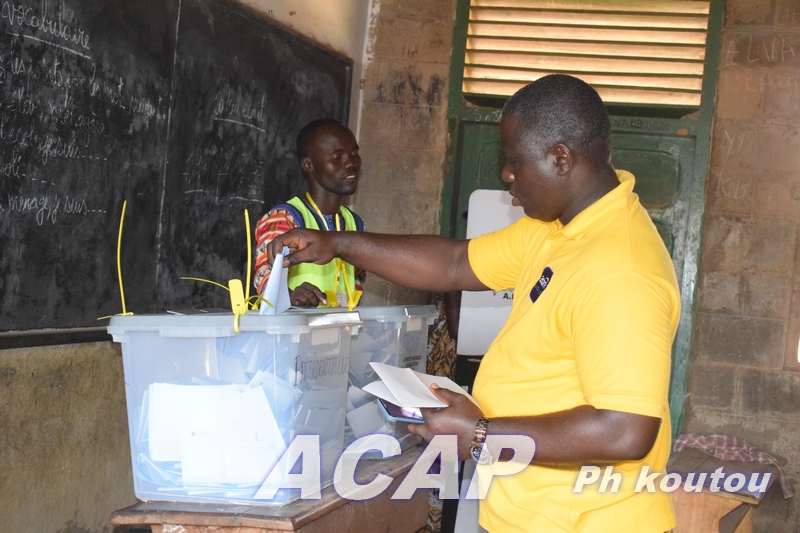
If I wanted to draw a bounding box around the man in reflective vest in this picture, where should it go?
[254,118,365,308]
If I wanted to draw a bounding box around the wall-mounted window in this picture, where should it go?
[462,0,710,108]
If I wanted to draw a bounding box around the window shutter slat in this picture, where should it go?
[462,0,711,108]
[469,22,708,45]
[467,37,706,61]
[463,79,702,106]
[464,67,704,91]
[466,51,704,75]
[471,9,709,30]
[471,0,709,15]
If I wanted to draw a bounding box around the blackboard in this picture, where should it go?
[0,0,351,346]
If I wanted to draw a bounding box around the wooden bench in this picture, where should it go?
[668,447,779,533]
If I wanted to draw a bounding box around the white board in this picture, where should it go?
[457,190,525,356]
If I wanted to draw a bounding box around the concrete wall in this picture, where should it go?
[353,0,457,306]
[0,342,133,533]
[683,0,800,530]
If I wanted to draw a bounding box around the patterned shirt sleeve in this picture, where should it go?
[253,208,299,294]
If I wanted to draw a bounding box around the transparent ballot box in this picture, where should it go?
[344,305,437,451]
[108,311,360,506]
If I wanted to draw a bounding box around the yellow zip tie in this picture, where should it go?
[228,279,246,332]
[249,294,273,309]
[99,200,134,320]
[325,259,361,311]
[226,209,254,331]
[244,209,253,309]
[117,200,128,314]
[180,277,231,291]
[338,259,361,311]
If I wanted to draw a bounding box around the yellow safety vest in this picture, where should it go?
[286,196,360,307]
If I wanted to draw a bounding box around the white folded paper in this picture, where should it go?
[362,362,480,409]
[260,246,291,315]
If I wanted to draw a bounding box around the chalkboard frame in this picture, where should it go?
[0,0,353,349]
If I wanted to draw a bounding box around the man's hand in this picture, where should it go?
[267,228,337,269]
[289,282,328,308]
[408,385,484,461]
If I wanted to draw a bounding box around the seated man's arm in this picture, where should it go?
[254,209,326,306]
[254,209,294,294]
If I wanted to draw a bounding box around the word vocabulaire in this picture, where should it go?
[254,434,536,501]
[573,465,772,495]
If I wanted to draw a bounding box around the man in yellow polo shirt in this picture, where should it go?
[265,74,679,532]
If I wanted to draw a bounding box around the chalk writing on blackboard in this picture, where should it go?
[0,0,351,346]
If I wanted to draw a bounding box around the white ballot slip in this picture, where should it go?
[362,362,479,409]
[260,246,291,315]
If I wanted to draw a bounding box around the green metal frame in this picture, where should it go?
[441,0,725,437]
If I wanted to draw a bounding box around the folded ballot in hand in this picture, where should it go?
[362,362,480,411]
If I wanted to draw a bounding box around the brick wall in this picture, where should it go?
[684,0,800,529]
[353,0,457,306]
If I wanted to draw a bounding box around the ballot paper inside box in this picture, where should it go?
[343,306,436,453]
[107,311,360,506]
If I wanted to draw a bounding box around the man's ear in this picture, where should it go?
[552,144,572,175]
[300,156,313,174]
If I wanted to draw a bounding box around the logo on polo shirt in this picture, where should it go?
[530,266,553,304]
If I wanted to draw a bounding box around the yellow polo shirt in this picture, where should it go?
[468,170,679,532]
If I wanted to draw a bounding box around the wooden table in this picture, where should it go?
[111,446,430,533]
